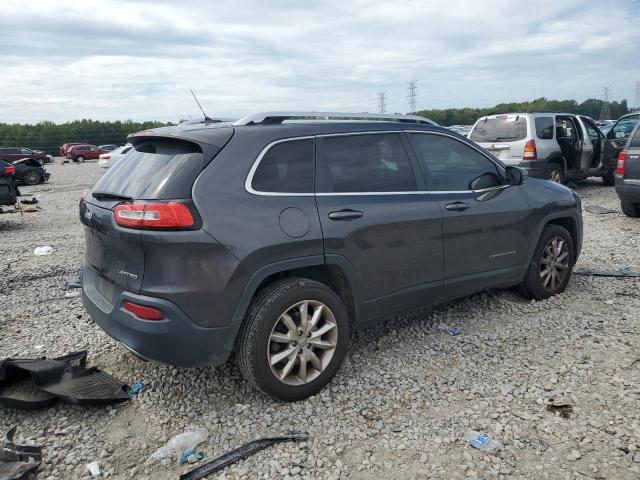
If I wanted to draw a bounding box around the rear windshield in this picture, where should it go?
[630,126,640,148]
[91,138,207,199]
[469,117,528,143]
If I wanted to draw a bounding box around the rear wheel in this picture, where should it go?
[621,199,640,217]
[22,170,42,185]
[544,162,564,184]
[519,224,574,300]
[602,169,615,186]
[237,277,350,401]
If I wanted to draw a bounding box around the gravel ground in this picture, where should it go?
[1,161,639,480]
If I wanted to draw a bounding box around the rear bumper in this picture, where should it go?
[82,263,240,367]
[616,181,640,202]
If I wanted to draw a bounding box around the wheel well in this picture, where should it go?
[253,265,356,322]
[546,217,577,257]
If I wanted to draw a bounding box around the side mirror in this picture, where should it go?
[505,166,526,186]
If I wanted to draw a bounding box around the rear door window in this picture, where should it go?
[469,116,528,142]
[410,133,502,191]
[535,117,554,139]
[91,136,227,200]
[317,133,417,193]
[251,139,314,193]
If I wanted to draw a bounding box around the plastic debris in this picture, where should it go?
[86,461,100,477]
[463,430,503,453]
[179,432,308,480]
[0,425,42,480]
[149,426,208,465]
[64,291,81,298]
[0,351,130,409]
[585,205,617,214]
[179,448,204,465]
[33,246,53,256]
[544,396,573,419]
[438,323,461,336]
[19,198,38,205]
[65,272,82,289]
[128,382,144,399]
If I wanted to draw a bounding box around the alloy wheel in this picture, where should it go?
[268,300,338,385]
[539,236,570,292]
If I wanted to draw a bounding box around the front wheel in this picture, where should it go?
[76,156,85,163]
[237,278,350,401]
[22,170,42,185]
[544,162,565,184]
[602,169,615,186]
[519,224,575,300]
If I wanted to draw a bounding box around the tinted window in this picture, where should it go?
[469,116,527,142]
[535,117,554,139]
[629,125,640,148]
[318,133,417,193]
[91,136,227,200]
[252,139,314,193]
[411,133,501,191]
[581,118,602,142]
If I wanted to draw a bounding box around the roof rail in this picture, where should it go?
[233,111,438,126]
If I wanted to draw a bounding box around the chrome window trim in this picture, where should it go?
[245,130,511,197]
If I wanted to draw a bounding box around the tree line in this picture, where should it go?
[0,119,171,154]
[415,97,630,126]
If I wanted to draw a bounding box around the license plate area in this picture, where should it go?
[95,275,114,304]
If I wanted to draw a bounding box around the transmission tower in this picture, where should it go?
[599,86,611,120]
[634,81,640,111]
[377,91,387,113]
[407,80,417,113]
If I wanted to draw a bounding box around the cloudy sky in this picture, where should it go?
[1,0,639,123]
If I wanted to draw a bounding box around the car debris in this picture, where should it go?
[0,425,42,480]
[574,267,640,278]
[19,204,41,214]
[179,448,204,465]
[86,461,100,477]
[179,432,309,480]
[65,271,82,289]
[149,426,208,465]
[128,382,143,399]
[0,351,130,409]
[462,430,503,453]
[19,198,38,205]
[33,246,53,256]
[544,395,573,419]
[584,205,618,214]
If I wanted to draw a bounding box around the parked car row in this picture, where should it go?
[66,144,118,162]
[98,144,133,168]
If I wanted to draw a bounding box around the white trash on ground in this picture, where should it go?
[33,246,53,256]
[463,429,503,453]
[86,461,100,477]
[148,426,209,465]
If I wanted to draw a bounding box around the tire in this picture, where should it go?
[518,224,575,300]
[544,162,564,184]
[621,199,640,217]
[237,277,350,401]
[602,169,615,186]
[22,170,42,185]
[76,156,85,163]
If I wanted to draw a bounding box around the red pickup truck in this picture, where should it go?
[60,142,89,156]
[67,144,110,162]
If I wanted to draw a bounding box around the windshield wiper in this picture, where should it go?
[91,191,133,201]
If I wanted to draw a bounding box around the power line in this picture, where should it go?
[599,86,611,120]
[407,80,417,113]
[634,81,640,112]
[377,91,387,114]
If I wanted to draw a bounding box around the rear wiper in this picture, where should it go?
[493,136,520,141]
[91,191,133,201]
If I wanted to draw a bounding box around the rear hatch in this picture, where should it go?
[80,129,233,300]
[469,115,529,163]
[623,127,640,180]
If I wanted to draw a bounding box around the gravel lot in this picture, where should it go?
[1,161,640,480]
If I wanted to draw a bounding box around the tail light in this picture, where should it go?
[80,189,88,203]
[3,165,15,175]
[616,150,628,176]
[113,201,194,229]
[102,155,111,160]
[124,301,164,321]
[523,139,537,160]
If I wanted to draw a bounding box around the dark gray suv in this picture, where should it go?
[80,112,583,401]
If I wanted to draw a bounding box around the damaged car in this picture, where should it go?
[0,160,18,206]
[469,113,618,185]
[80,111,583,401]
[13,158,50,185]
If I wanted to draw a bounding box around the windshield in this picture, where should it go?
[469,117,528,143]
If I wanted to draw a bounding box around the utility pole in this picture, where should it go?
[407,80,417,113]
[599,86,611,120]
[377,91,387,114]
[634,81,640,112]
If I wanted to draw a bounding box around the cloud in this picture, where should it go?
[0,0,638,123]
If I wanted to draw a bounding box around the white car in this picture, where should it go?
[98,144,133,168]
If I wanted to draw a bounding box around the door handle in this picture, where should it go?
[445,202,470,212]
[328,209,364,221]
